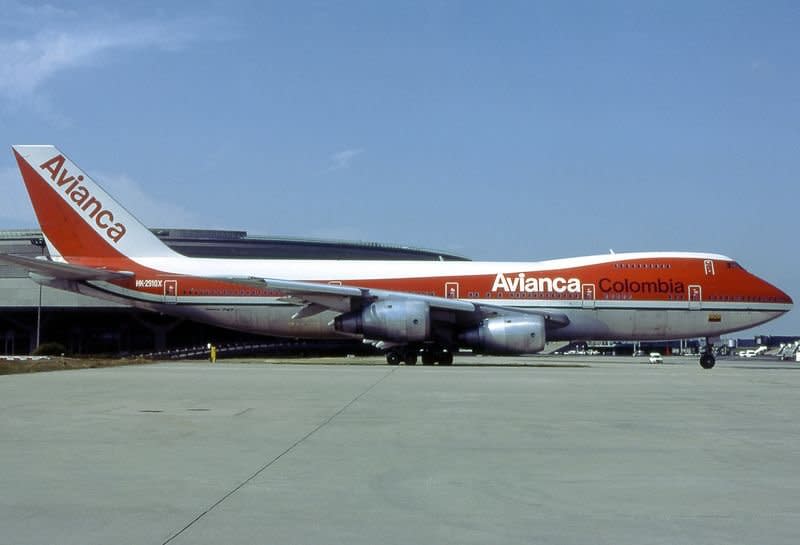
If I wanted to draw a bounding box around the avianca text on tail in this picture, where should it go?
[5,144,793,369]
[38,153,127,243]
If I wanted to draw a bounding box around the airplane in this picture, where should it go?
[2,145,793,368]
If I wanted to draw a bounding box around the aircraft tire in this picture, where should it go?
[386,351,401,365]
[421,352,437,365]
[438,352,454,365]
[699,353,716,369]
[404,352,418,365]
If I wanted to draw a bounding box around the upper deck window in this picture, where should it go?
[614,262,671,270]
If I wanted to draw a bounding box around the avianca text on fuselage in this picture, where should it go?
[38,154,127,243]
[491,272,581,293]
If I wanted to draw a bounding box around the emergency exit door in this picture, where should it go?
[164,280,178,304]
[582,283,595,309]
[688,285,702,310]
[445,282,459,299]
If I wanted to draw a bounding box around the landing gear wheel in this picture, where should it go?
[699,353,716,369]
[386,351,401,365]
[438,352,454,365]
[403,352,418,365]
[421,352,437,365]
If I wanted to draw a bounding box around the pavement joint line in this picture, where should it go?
[161,367,397,545]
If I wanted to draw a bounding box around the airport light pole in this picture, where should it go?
[31,237,45,350]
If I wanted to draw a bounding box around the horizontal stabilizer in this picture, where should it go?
[0,254,133,281]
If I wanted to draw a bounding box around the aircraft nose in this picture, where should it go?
[745,267,793,309]
[764,278,793,307]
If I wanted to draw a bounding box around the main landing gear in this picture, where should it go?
[386,345,454,366]
[699,337,716,369]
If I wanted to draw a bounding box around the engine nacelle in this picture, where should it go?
[460,315,546,354]
[333,300,430,342]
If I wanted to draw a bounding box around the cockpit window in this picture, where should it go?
[727,262,744,270]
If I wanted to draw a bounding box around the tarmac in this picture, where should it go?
[1,355,798,545]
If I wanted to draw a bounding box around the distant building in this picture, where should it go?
[0,228,468,355]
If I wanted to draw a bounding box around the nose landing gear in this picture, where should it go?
[699,352,716,369]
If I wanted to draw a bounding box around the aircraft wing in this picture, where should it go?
[0,254,134,281]
[240,277,475,318]
[243,276,569,327]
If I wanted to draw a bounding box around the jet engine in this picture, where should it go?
[460,315,546,354]
[333,300,430,342]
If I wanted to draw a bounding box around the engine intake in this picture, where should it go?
[333,300,430,342]
[460,315,546,354]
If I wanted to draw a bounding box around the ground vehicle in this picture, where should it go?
[738,346,768,358]
[648,352,663,364]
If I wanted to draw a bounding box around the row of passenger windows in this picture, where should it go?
[183,288,281,297]
[177,291,585,300]
[707,295,781,303]
[613,263,672,270]
[173,290,781,304]
[602,294,686,301]
[487,292,582,299]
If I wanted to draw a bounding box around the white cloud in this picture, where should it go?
[748,58,774,74]
[5,2,76,21]
[327,148,364,171]
[0,9,226,99]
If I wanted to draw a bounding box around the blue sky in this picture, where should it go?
[0,1,797,335]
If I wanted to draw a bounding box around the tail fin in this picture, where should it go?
[12,145,178,261]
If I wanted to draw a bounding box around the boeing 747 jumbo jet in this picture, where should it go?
[3,145,793,368]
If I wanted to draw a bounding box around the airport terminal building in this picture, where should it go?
[0,228,467,356]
